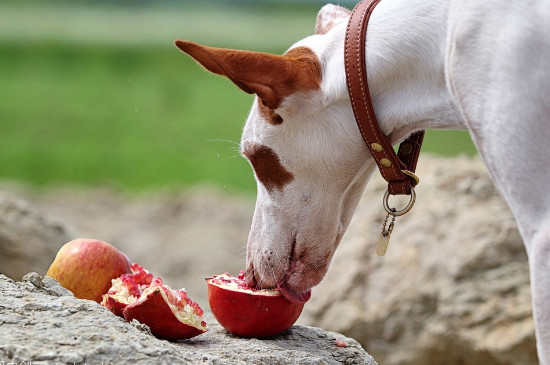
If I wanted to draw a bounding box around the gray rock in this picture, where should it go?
[0,192,69,280]
[1,155,537,364]
[300,156,537,365]
[0,273,377,365]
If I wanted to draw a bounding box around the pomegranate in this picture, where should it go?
[101,263,153,316]
[335,339,347,348]
[46,238,132,302]
[206,271,305,338]
[102,264,207,340]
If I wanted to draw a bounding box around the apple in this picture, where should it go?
[46,238,132,302]
[206,271,305,338]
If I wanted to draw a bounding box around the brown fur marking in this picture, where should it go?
[242,142,294,192]
[280,46,322,100]
[256,47,321,125]
[175,41,322,111]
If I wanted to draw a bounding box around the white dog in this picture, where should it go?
[176,0,550,361]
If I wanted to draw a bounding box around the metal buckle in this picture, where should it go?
[401,169,420,186]
[383,187,416,217]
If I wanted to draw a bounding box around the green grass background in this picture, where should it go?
[0,1,476,194]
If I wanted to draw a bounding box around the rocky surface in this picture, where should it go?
[300,156,537,365]
[0,155,539,364]
[0,273,376,365]
[0,192,69,281]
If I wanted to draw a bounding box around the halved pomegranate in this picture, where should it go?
[206,271,305,338]
[101,264,207,341]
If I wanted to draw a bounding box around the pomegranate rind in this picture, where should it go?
[207,277,304,338]
[101,266,207,341]
[123,286,207,341]
[101,265,150,316]
[102,295,127,317]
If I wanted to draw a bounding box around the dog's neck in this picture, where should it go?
[312,0,465,143]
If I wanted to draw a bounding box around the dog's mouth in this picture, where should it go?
[246,234,313,304]
[276,235,312,304]
[277,279,312,304]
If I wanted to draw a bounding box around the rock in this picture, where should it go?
[1,155,537,364]
[0,273,377,365]
[300,155,537,365]
[0,192,69,280]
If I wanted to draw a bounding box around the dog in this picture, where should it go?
[176,0,550,361]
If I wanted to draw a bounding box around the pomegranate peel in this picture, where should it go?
[102,265,207,340]
[123,278,207,340]
[101,263,152,316]
[207,271,305,338]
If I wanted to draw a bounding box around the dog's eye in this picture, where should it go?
[258,98,283,125]
[271,113,283,124]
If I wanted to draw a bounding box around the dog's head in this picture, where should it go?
[176,4,376,302]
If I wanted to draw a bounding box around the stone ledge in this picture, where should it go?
[0,273,377,365]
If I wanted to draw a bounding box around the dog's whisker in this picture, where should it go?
[204,138,240,146]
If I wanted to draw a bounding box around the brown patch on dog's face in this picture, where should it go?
[242,142,294,192]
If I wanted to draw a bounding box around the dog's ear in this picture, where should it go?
[175,40,320,109]
[315,4,351,35]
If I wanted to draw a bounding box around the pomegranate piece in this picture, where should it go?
[101,263,153,316]
[335,339,347,348]
[206,271,304,338]
[101,265,206,340]
[123,277,207,341]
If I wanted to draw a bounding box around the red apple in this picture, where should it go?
[206,271,305,338]
[46,238,132,302]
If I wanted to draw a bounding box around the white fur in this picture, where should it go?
[241,1,550,361]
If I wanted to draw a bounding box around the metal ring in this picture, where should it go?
[383,187,416,217]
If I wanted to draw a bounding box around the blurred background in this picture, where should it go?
[0,0,475,194]
[3,1,535,364]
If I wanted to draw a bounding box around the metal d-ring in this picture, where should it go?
[383,187,416,217]
[401,170,420,186]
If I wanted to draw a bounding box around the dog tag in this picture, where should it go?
[376,232,391,256]
[376,213,395,256]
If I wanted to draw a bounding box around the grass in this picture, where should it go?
[0,2,476,194]
[0,42,258,192]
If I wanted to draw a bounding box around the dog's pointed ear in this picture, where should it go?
[315,4,351,35]
[175,40,320,109]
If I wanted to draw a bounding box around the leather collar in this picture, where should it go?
[344,0,423,198]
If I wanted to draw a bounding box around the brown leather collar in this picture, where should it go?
[345,0,424,197]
